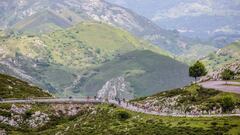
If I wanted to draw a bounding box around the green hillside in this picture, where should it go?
[202,41,240,71]
[0,103,239,135]
[0,22,174,97]
[0,73,51,99]
[2,22,170,70]
[132,85,240,114]
[40,22,170,69]
[73,50,191,98]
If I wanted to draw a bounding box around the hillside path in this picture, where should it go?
[200,81,240,94]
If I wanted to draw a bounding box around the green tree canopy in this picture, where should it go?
[189,61,207,82]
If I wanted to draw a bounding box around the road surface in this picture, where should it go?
[200,81,240,94]
[0,98,239,117]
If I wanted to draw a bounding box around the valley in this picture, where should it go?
[0,0,240,134]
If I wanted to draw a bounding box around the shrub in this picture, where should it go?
[0,110,11,117]
[115,110,131,121]
[211,122,218,126]
[220,96,235,113]
[23,110,33,119]
[109,104,117,108]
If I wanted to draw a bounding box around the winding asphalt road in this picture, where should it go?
[0,98,239,117]
[200,81,240,94]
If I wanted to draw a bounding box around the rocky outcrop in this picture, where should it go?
[27,111,49,128]
[11,104,31,114]
[52,104,93,117]
[0,104,95,130]
[202,61,240,81]
[0,104,49,128]
[97,76,134,100]
[134,95,240,115]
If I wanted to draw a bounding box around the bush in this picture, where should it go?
[220,96,235,113]
[109,104,117,108]
[115,110,131,121]
[211,122,218,126]
[0,110,11,117]
[23,110,33,119]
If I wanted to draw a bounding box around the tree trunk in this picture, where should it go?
[195,77,197,84]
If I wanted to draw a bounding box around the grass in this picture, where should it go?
[0,103,239,135]
[0,73,51,99]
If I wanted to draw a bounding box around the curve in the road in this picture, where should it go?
[200,81,240,94]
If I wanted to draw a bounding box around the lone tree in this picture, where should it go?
[189,61,207,83]
[221,69,234,84]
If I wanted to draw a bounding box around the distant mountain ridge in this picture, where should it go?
[107,0,240,48]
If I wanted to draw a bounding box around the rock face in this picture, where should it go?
[97,76,134,100]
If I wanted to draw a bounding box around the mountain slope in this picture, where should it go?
[0,73,51,98]
[70,50,192,98]
[0,0,215,60]
[0,22,174,97]
[132,84,240,115]
[202,40,240,71]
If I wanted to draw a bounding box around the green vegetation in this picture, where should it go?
[220,96,235,112]
[0,103,240,135]
[132,85,240,113]
[0,73,51,98]
[0,22,178,97]
[1,22,169,70]
[74,50,191,97]
[221,69,235,84]
[178,44,217,65]
[203,41,240,71]
[189,61,207,82]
